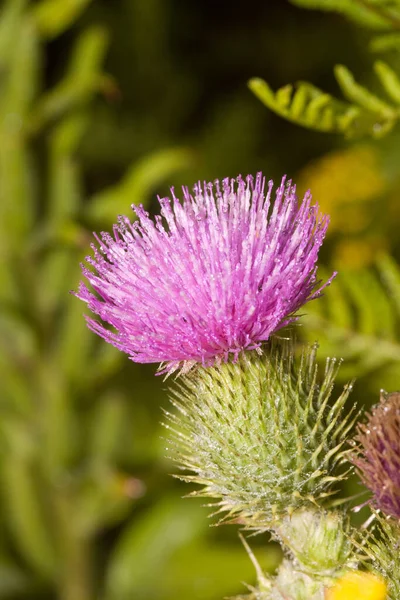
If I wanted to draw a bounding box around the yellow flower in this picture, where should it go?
[325,571,387,600]
[297,145,386,235]
[333,237,387,269]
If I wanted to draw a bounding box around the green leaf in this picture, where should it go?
[249,77,360,136]
[290,0,397,30]
[47,113,88,226]
[371,31,400,52]
[34,361,77,476]
[88,147,194,223]
[0,17,40,120]
[151,541,281,600]
[378,253,400,314]
[0,15,39,250]
[29,26,108,132]
[0,141,35,252]
[32,0,93,39]
[1,445,57,578]
[249,59,400,139]
[38,249,81,319]
[374,60,400,104]
[0,0,28,70]
[105,496,208,600]
[302,258,400,379]
[0,305,36,363]
[89,393,127,464]
[0,357,32,414]
[54,290,93,385]
[335,64,396,117]
[0,561,34,596]
[82,343,125,392]
[36,113,89,315]
[75,467,143,536]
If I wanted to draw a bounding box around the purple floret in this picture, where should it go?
[352,391,400,520]
[76,173,333,373]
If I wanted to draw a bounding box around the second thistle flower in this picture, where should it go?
[352,391,400,520]
[77,173,333,373]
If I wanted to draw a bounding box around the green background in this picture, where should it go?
[1,1,400,599]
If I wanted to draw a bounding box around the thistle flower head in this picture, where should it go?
[352,391,400,519]
[77,173,332,373]
[165,341,354,530]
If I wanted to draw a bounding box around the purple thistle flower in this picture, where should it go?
[352,391,400,520]
[76,173,333,374]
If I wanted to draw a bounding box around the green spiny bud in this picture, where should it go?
[275,509,354,575]
[233,527,355,600]
[272,559,324,600]
[165,340,355,530]
[233,539,328,600]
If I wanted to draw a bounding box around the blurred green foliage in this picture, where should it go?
[1,0,400,599]
[251,1,400,137]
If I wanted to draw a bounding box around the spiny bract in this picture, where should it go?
[361,515,400,600]
[165,341,355,530]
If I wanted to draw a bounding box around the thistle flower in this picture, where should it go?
[352,391,400,519]
[77,173,332,373]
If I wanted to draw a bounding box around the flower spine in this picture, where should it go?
[359,515,400,600]
[165,340,355,531]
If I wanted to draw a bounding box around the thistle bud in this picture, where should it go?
[276,509,352,575]
[234,538,328,600]
[352,391,400,520]
[166,341,354,531]
[273,559,325,600]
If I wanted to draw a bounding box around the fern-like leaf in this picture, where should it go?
[371,31,400,51]
[249,59,400,138]
[291,0,400,60]
[290,0,400,30]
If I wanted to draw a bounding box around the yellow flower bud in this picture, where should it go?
[325,571,387,600]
